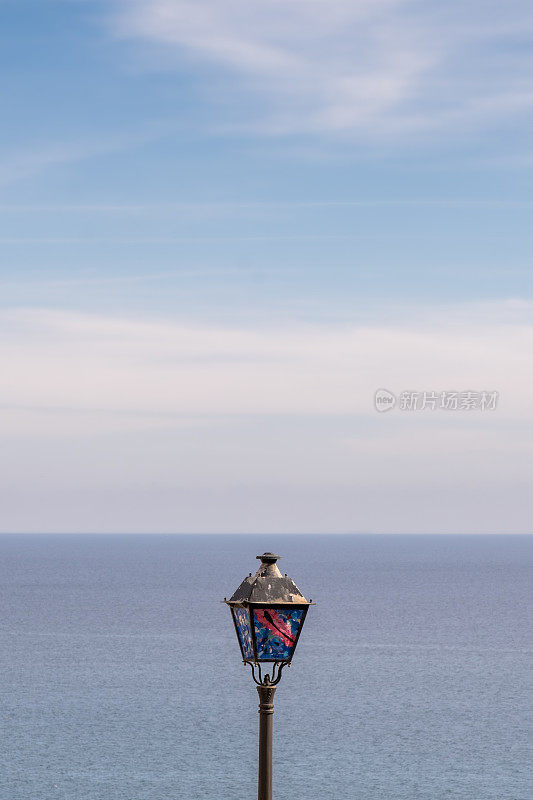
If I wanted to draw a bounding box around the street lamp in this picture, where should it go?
[224,552,313,800]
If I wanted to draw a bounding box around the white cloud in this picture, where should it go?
[113,0,533,138]
[1,303,531,532]
[1,303,532,420]
[0,125,170,187]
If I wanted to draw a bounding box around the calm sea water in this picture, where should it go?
[0,534,531,800]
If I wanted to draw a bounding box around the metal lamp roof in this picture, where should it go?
[228,552,309,604]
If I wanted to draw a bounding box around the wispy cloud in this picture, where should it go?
[0,124,170,187]
[113,0,533,139]
[6,199,533,213]
[1,302,532,532]
[1,302,532,420]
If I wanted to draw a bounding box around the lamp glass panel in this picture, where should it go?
[233,607,254,660]
[252,608,304,661]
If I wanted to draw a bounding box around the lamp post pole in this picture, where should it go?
[257,683,276,800]
[224,553,313,800]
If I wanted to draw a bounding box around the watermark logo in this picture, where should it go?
[374,388,397,412]
[374,390,499,412]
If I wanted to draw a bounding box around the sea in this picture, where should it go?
[0,534,531,800]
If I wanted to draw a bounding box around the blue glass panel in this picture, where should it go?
[253,608,304,661]
[233,607,254,660]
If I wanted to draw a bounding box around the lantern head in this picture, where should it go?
[225,552,311,664]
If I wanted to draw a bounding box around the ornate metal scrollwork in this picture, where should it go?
[247,660,287,686]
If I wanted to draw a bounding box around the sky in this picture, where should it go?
[1,0,532,533]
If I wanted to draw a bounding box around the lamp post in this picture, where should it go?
[224,552,313,800]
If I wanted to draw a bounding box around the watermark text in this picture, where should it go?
[374,389,499,412]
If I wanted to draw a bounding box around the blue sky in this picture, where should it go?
[1,0,532,532]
